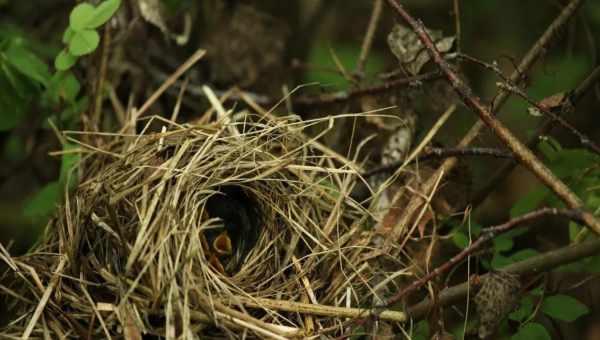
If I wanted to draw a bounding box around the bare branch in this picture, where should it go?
[356,0,384,76]
[290,71,442,106]
[363,147,513,177]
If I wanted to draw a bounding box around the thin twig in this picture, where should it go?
[382,207,585,308]
[457,53,509,83]
[291,71,442,106]
[363,147,513,177]
[356,0,383,76]
[385,0,600,234]
[571,65,600,103]
[497,82,600,155]
[136,49,206,117]
[453,0,462,58]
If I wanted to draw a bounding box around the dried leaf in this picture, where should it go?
[380,116,417,165]
[417,209,434,239]
[387,24,455,75]
[138,0,170,35]
[538,92,567,110]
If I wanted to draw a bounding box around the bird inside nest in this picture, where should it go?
[202,185,261,274]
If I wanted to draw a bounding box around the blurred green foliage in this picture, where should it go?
[305,43,386,89]
[0,0,118,244]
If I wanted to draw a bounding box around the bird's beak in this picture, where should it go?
[213,231,233,256]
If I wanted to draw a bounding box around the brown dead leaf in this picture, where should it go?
[388,24,455,75]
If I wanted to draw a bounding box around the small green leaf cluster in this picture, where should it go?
[509,291,589,340]
[16,2,122,226]
[0,26,85,131]
[411,290,590,339]
[450,221,539,270]
[512,137,600,217]
[55,0,121,71]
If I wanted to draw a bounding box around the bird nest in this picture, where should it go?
[0,112,409,339]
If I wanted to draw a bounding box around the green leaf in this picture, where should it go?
[509,295,534,322]
[306,43,385,89]
[548,148,599,179]
[44,71,81,105]
[541,294,589,322]
[87,0,121,29]
[510,249,539,262]
[70,3,97,31]
[529,56,589,99]
[583,255,600,273]
[62,26,75,44]
[59,143,80,189]
[481,258,491,270]
[1,62,27,97]
[530,285,544,296]
[3,134,26,162]
[411,320,429,340]
[452,231,469,249]
[504,226,530,239]
[538,137,562,162]
[317,178,341,199]
[511,323,550,340]
[68,29,100,56]
[569,221,582,241]
[23,181,61,222]
[57,72,80,102]
[61,95,88,124]
[0,78,28,131]
[4,43,51,86]
[55,49,78,71]
[510,186,549,217]
[469,222,482,236]
[493,235,514,252]
[491,253,512,269]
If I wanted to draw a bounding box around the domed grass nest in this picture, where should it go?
[0,112,407,339]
